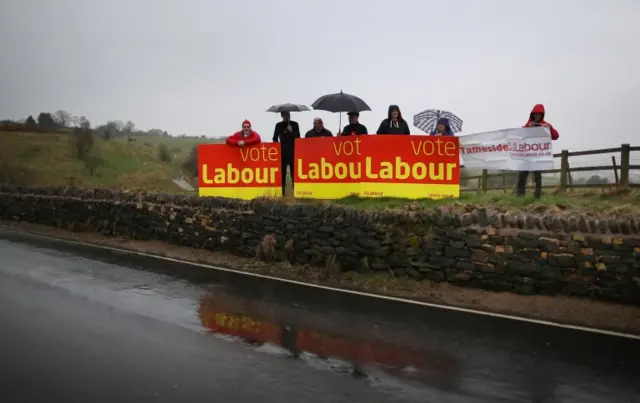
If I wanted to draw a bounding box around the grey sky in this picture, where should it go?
[1,0,639,154]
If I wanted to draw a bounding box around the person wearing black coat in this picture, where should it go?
[304,118,333,138]
[376,105,410,135]
[339,112,368,136]
[272,111,300,197]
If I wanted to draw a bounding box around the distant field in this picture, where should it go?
[0,131,221,192]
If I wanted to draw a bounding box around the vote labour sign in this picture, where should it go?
[293,136,460,199]
[198,143,282,199]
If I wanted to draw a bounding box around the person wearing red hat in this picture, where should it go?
[226,120,262,147]
[516,104,560,198]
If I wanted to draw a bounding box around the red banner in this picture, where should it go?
[198,143,282,199]
[293,135,460,199]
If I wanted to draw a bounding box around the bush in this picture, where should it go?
[182,146,198,177]
[158,143,171,163]
[72,127,94,158]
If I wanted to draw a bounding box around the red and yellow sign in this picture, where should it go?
[198,143,282,199]
[293,136,460,199]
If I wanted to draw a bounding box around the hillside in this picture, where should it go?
[0,131,221,192]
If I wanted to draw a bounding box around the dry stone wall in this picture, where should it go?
[1,186,639,305]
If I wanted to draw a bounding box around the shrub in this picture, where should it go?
[158,143,171,163]
[72,126,94,158]
[181,146,198,177]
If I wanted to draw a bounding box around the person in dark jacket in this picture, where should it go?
[430,117,454,136]
[272,111,300,197]
[516,103,560,199]
[376,105,410,135]
[305,118,333,138]
[339,112,368,136]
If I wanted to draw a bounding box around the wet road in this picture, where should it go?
[0,231,639,402]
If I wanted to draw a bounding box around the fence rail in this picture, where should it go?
[461,143,639,192]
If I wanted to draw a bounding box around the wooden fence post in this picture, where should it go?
[559,150,569,189]
[481,169,488,192]
[611,156,619,184]
[620,143,630,189]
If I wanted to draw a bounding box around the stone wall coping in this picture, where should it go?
[1,186,639,235]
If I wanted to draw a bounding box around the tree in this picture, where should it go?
[72,126,95,158]
[104,120,124,133]
[78,116,91,129]
[122,121,135,133]
[54,110,72,127]
[25,115,36,127]
[585,174,609,185]
[37,113,57,130]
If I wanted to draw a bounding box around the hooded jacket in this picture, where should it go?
[226,120,262,146]
[376,105,411,135]
[430,117,454,136]
[524,104,559,140]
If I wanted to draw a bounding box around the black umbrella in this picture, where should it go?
[311,91,371,113]
[266,103,311,113]
[311,91,371,132]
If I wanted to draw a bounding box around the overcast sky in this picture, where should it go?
[1,0,639,153]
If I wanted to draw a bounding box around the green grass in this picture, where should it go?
[0,131,220,192]
[324,190,640,215]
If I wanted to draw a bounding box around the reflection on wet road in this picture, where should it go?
[0,234,639,402]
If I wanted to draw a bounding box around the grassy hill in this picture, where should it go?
[0,131,221,192]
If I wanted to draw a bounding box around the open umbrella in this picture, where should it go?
[311,91,371,113]
[413,109,463,134]
[266,103,311,113]
[311,91,371,131]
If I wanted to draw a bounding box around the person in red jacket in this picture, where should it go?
[226,120,261,147]
[516,104,560,198]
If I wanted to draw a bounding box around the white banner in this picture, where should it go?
[458,126,554,171]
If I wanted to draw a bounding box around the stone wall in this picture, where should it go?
[1,186,639,305]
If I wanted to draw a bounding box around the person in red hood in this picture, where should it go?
[226,120,262,147]
[516,104,559,198]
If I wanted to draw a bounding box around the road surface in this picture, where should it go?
[0,232,638,402]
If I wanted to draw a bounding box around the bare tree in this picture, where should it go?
[78,116,91,129]
[54,110,72,127]
[122,120,136,133]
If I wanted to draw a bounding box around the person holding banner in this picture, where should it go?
[430,118,454,136]
[226,120,262,147]
[376,105,411,135]
[516,104,560,198]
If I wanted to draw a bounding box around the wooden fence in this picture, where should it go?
[461,144,640,192]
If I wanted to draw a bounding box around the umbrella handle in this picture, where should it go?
[338,112,342,134]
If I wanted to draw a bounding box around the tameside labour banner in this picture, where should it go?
[198,143,282,199]
[459,126,554,171]
[294,135,460,199]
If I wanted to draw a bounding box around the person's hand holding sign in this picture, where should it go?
[238,140,245,146]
